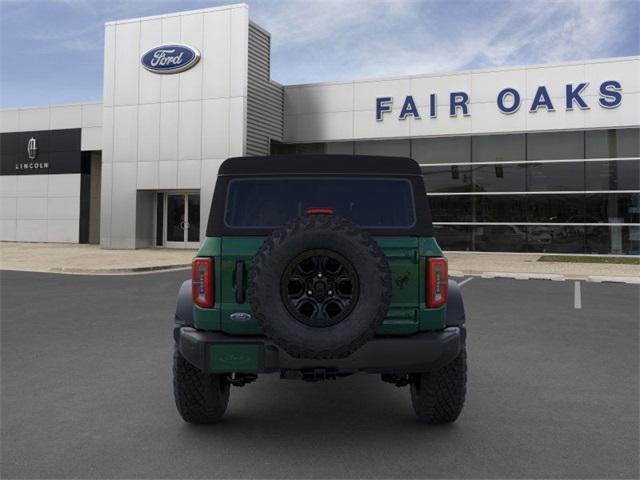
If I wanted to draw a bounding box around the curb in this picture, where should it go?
[6,266,638,283]
[481,271,565,281]
[48,264,191,274]
[449,270,640,284]
[587,275,640,284]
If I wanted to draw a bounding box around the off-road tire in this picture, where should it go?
[410,344,467,423]
[173,345,230,424]
[248,214,392,359]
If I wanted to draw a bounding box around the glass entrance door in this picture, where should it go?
[164,193,200,248]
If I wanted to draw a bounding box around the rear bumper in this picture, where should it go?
[175,326,464,375]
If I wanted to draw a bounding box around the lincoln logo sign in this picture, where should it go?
[141,44,200,74]
[27,137,38,160]
[16,137,48,171]
[376,80,622,120]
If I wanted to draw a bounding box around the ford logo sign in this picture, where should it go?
[230,312,252,322]
[141,44,200,74]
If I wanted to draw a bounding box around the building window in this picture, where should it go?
[475,194,528,223]
[428,196,473,222]
[433,225,472,251]
[412,136,471,164]
[585,128,639,158]
[585,160,640,190]
[473,225,529,252]
[354,139,410,157]
[585,192,640,224]
[527,131,584,160]
[586,226,639,255]
[422,165,473,193]
[273,128,639,254]
[526,194,585,223]
[526,162,585,191]
[270,142,325,154]
[472,134,525,162]
[524,226,586,254]
[429,129,639,254]
[325,142,354,154]
[471,163,526,192]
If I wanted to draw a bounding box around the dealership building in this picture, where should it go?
[1,3,638,254]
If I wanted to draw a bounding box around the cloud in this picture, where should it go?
[251,0,416,48]
[253,0,637,84]
[24,24,103,53]
[475,0,628,66]
[0,0,637,107]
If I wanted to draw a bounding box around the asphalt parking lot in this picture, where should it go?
[1,270,638,479]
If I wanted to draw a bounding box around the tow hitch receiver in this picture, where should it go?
[281,368,347,382]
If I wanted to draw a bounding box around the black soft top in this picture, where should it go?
[207,155,433,237]
[218,155,423,176]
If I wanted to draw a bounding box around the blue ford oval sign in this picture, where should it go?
[141,44,200,74]
[230,312,252,322]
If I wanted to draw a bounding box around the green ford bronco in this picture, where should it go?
[173,155,467,424]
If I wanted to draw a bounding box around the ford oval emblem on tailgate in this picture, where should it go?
[230,312,252,322]
[141,44,200,74]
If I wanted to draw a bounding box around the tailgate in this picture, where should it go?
[215,236,423,336]
[375,237,421,335]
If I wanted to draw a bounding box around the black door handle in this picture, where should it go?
[235,261,245,304]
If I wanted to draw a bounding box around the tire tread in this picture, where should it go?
[173,346,230,424]
[410,345,467,424]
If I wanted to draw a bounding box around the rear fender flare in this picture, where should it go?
[446,279,466,326]
[175,280,194,328]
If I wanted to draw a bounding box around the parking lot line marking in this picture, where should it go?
[574,281,582,309]
[458,277,474,287]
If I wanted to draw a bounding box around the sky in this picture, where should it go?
[0,0,638,108]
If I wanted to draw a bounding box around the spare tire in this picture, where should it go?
[248,214,391,359]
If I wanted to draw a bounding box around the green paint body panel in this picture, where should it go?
[209,344,262,372]
[193,236,446,335]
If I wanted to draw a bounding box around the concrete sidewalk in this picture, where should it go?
[0,242,638,282]
[446,252,639,283]
[0,242,195,274]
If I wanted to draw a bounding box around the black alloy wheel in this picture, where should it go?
[281,249,359,327]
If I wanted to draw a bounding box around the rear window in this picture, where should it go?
[224,177,416,229]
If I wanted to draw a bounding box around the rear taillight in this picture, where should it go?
[192,257,214,308]
[426,257,448,308]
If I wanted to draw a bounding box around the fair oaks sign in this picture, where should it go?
[375,80,623,121]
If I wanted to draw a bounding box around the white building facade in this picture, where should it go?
[1,4,638,254]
